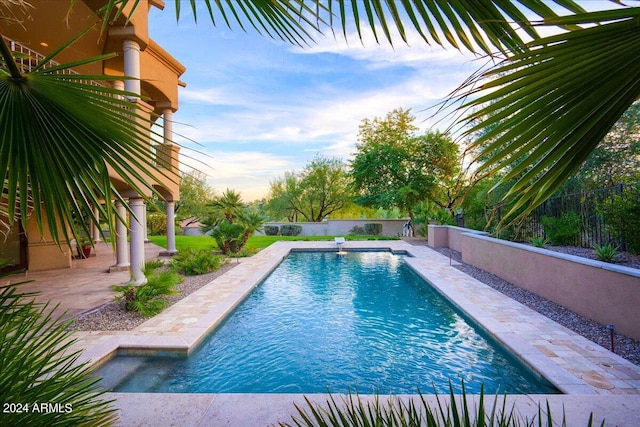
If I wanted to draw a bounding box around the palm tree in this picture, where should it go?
[4,0,638,240]
[208,189,244,223]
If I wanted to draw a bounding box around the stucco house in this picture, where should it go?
[0,0,184,282]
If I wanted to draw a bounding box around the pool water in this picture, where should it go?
[96,251,558,394]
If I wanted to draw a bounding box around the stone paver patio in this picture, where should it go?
[13,240,640,425]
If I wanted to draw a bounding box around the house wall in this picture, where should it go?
[26,212,72,271]
[2,0,184,273]
[428,225,640,341]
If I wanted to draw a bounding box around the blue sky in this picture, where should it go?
[148,4,484,201]
[147,2,618,202]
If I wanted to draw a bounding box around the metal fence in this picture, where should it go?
[511,183,639,249]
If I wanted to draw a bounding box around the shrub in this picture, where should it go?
[530,237,547,248]
[147,212,167,236]
[145,258,165,271]
[593,243,618,263]
[598,192,640,254]
[364,223,383,235]
[114,269,181,317]
[541,212,582,246]
[0,283,117,426]
[211,220,245,254]
[264,225,279,235]
[171,248,224,275]
[279,381,595,427]
[280,224,303,236]
[348,225,365,235]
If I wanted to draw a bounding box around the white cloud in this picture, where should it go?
[180,87,244,106]
[292,23,478,69]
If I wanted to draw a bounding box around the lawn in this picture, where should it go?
[148,234,398,252]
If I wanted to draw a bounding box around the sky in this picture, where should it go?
[146,1,619,202]
[147,4,487,201]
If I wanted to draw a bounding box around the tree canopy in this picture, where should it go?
[266,155,352,222]
[351,108,459,219]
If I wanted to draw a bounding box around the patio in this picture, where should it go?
[5,241,166,320]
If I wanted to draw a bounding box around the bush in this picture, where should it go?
[279,381,594,427]
[211,220,246,254]
[114,269,181,316]
[348,225,365,235]
[364,223,383,235]
[541,212,582,246]
[598,192,640,254]
[280,224,303,236]
[145,258,165,271]
[147,212,168,236]
[171,248,223,275]
[0,283,117,426]
[264,225,279,236]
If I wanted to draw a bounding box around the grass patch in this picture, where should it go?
[148,235,398,252]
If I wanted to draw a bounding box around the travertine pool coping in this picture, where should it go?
[69,241,640,426]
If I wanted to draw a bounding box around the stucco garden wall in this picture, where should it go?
[428,225,640,341]
[261,219,415,237]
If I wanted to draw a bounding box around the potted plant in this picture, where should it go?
[76,235,92,259]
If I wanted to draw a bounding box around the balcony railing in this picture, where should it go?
[3,36,104,86]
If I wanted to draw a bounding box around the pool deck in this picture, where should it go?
[58,241,640,425]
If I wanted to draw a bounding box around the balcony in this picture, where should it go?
[3,36,104,87]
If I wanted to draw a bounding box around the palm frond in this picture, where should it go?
[0,36,176,246]
[461,7,640,224]
[105,0,585,54]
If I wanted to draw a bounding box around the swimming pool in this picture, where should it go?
[96,251,558,394]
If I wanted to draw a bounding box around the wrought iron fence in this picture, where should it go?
[511,183,639,249]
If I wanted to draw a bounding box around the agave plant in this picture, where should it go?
[0,281,117,426]
[278,382,602,427]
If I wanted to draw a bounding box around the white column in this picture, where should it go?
[165,201,177,254]
[143,208,149,242]
[92,205,101,243]
[163,109,173,144]
[123,39,141,96]
[129,198,147,284]
[113,200,129,268]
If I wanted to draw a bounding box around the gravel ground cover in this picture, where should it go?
[70,262,238,331]
[431,245,640,367]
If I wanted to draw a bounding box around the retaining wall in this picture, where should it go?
[428,225,640,341]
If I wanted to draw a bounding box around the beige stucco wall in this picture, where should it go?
[428,225,640,341]
[427,225,488,252]
[26,212,72,271]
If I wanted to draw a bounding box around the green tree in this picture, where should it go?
[351,108,459,220]
[569,102,640,190]
[267,156,352,222]
[176,170,216,224]
[266,171,302,222]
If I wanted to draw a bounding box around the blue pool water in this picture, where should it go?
[96,251,558,394]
